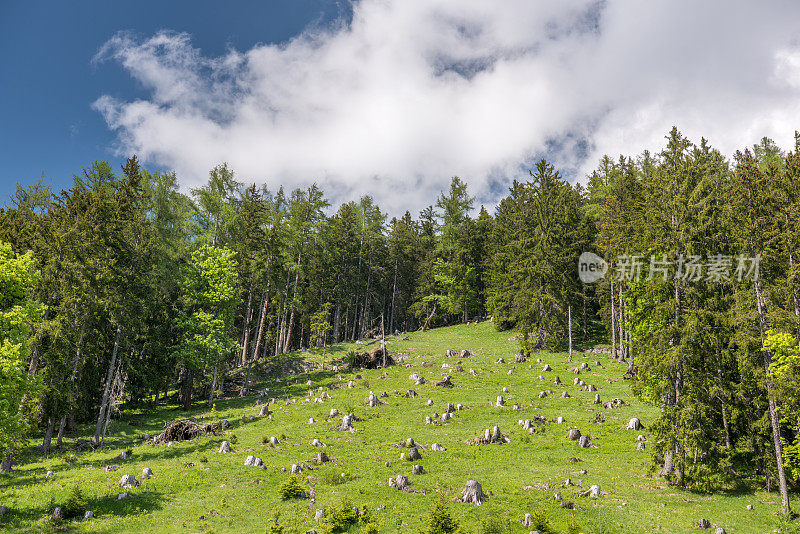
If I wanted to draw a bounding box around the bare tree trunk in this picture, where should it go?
[182,368,194,411]
[56,413,68,448]
[239,284,254,367]
[208,363,218,407]
[41,416,55,452]
[283,252,302,353]
[610,279,617,359]
[754,279,791,516]
[390,259,398,333]
[0,453,12,473]
[93,324,122,446]
[568,304,573,360]
[582,285,587,343]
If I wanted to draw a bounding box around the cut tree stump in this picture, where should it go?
[461,480,486,505]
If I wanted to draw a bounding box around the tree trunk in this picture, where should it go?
[582,285,587,343]
[610,279,617,359]
[56,413,68,448]
[208,363,218,407]
[183,368,194,411]
[0,453,12,473]
[390,259,398,333]
[239,284,254,367]
[283,252,302,353]
[93,324,122,446]
[41,416,55,452]
[568,304,573,360]
[754,279,791,515]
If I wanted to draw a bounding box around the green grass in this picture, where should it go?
[0,321,791,533]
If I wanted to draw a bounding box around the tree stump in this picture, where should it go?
[407,447,422,461]
[626,418,642,430]
[435,376,452,387]
[404,390,418,398]
[390,474,409,490]
[317,452,329,464]
[461,480,486,505]
[567,429,581,441]
[340,415,353,431]
[554,376,562,385]
[412,464,423,475]
[259,405,271,416]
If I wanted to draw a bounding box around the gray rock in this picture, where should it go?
[714,529,726,534]
[557,416,565,424]
[269,436,280,446]
[523,513,532,526]
[259,405,271,416]
[311,438,324,447]
[588,484,601,497]
[46,470,54,478]
[542,364,552,372]
[329,408,339,418]
[119,474,138,487]
[538,391,547,398]
[219,441,231,453]
[142,467,153,479]
[431,443,447,451]
[253,457,263,466]
[244,455,255,466]
[636,442,646,450]
[117,492,128,500]
[626,418,642,430]
[496,396,505,407]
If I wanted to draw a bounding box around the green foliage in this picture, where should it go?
[278,476,304,500]
[62,485,88,519]
[426,496,458,534]
[321,497,359,533]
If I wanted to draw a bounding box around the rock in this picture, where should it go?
[269,436,280,446]
[454,365,463,372]
[441,412,451,421]
[390,474,409,490]
[561,391,571,398]
[746,504,753,510]
[573,377,580,385]
[119,474,139,487]
[580,362,590,370]
[291,464,302,474]
[347,381,355,388]
[315,508,326,519]
[445,403,455,414]
[593,394,601,405]
[578,380,586,387]
[431,443,447,451]
[311,438,324,447]
[309,418,315,424]
[142,467,153,479]
[507,369,513,375]
[83,510,94,521]
[496,358,505,364]
[425,416,433,424]
[407,447,422,461]
[259,405,272,416]
[557,416,565,424]
[626,418,642,430]
[456,403,464,411]
[587,384,597,392]
[492,426,501,442]
[143,432,151,440]
[340,415,354,431]
[502,387,509,394]
[578,435,595,448]
[368,393,379,407]
[523,513,532,527]
[415,376,426,385]
[523,419,532,430]
[542,364,552,371]
[561,501,574,509]
[461,480,486,505]
[582,484,600,498]
[220,420,230,429]
[567,429,581,441]
[51,506,63,520]
[244,455,255,466]
[638,435,646,441]
[412,464,424,475]
[553,492,562,501]
[698,518,711,529]
[496,396,505,407]
[219,440,231,453]
[538,391,547,398]
[469,368,478,376]
[460,350,471,358]
[0,506,6,516]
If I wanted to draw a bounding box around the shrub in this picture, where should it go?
[362,524,379,534]
[261,435,270,445]
[62,485,88,520]
[321,497,358,533]
[426,496,458,534]
[279,476,304,500]
[199,456,208,463]
[229,433,238,444]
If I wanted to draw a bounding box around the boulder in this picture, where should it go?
[626,418,642,430]
[407,447,422,461]
[269,436,280,446]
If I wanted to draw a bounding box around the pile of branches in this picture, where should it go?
[350,346,394,369]
[154,420,221,444]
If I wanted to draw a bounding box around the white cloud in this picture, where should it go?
[93,0,800,215]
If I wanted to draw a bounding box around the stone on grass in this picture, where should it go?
[578,435,596,448]
[461,480,486,505]
[311,438,325,447]
[315,508,326,519]
[523,419,532,430]
[309,418,315,424]
[502,387,509,394]
[554,376,562,385]
[0,506,7,517]
[390,474,409,490]
[269,436,280,446]
[259,405,272,416]
[538,391,547,399]
[46,470,54,478]
[561,391,571,398]
[425,416,433,425]
[119,474,139,487]
[587,384,597,392]
[445,403,455,414]
[580,484,600,497]
[142,467,153,479]
[329,408,339,418]
[456,403,464,411]
[523,513,532,527]
[117,493,128,500]
[542,364,552,372]
[412,464,424,475]
[626,418,642,430]
[593,394,601,405]
[714,529,726,534]
[431,443,447,451]
[746,504,753,510]
[553,493,562,501]
[244,455,255,466]
[636,442,646,451]
[573,377,580,385]
[434,376,452,387]
[317,452,330,464]
[340,415,354,431]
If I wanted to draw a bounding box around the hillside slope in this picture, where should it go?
[0,322,784,533]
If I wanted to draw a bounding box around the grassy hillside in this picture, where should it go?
[0,322,789,533]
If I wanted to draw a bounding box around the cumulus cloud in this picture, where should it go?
[93,0,800,214]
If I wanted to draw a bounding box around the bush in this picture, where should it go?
[426,496,458,534]
[321,497,358,533]
[525,510,552,534]
[62,485,88,520]
[229,433,238,444]
[362,524,379,534]
[199,456,208,463]
[279,476,304,500]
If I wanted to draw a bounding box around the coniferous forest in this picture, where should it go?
[4,127,800,525]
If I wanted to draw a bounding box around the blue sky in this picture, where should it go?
[3,1,800,214]
[0,1,346,203]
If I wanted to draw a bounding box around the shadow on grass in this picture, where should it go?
[0,487,166,530]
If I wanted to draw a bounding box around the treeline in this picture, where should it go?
[2,128,800,516]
